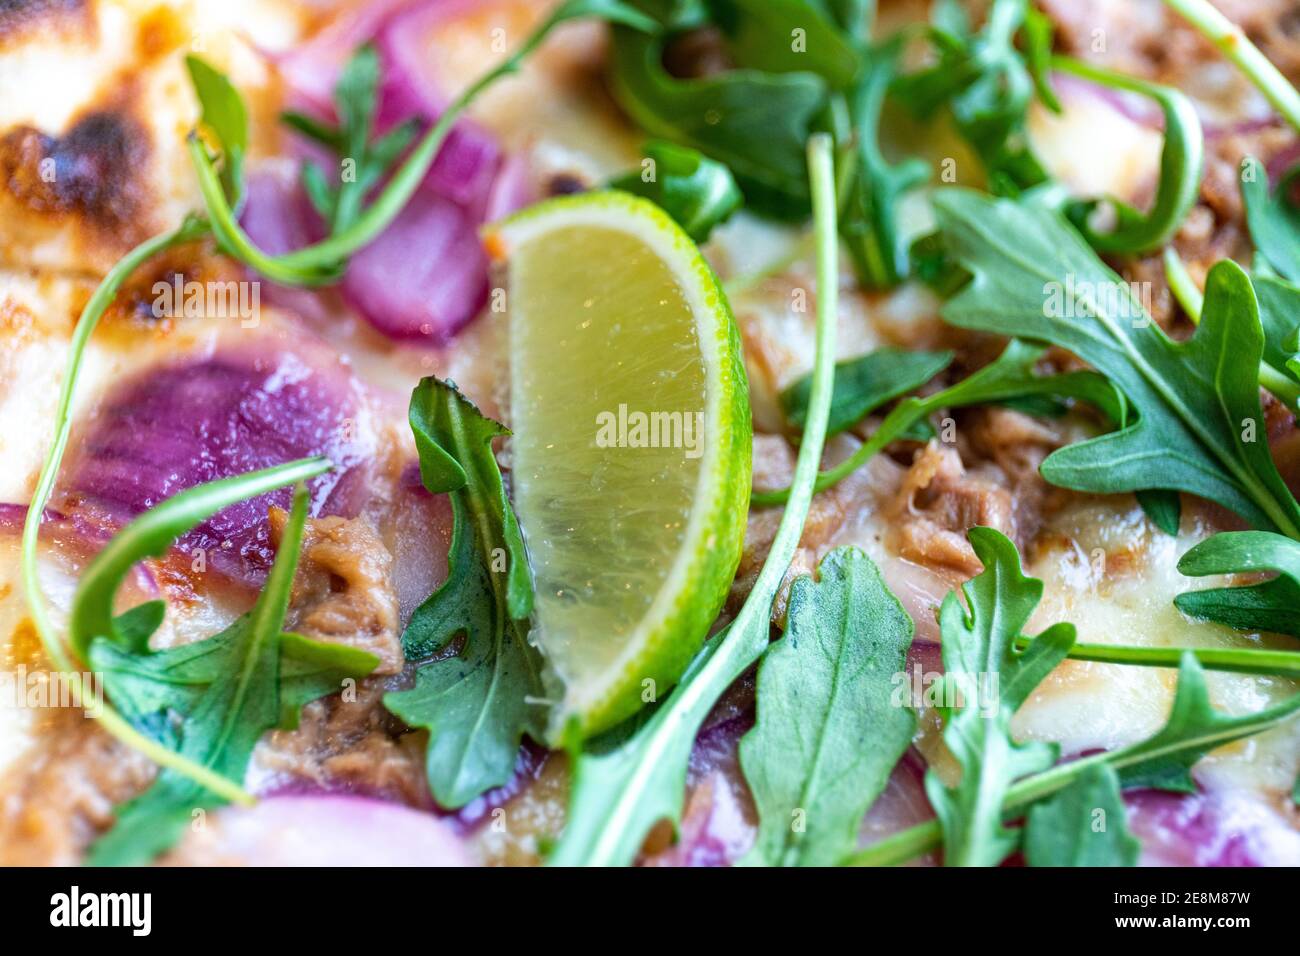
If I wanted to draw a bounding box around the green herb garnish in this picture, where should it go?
[1023,764,1140,867]
[780,346,953,436]
[1053,56,1203,255]
[739,546,916,866]
[610,140,743,241]
[849,647,1300,865]
[925,528,1076,867]
[1175,531,1300,638]
[754,338,1124,506]
[86,479,378,866]
[933,190,1300,535]
[383,378,546,809]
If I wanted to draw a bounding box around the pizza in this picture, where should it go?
[1,0,1299,869]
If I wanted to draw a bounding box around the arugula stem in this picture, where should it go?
[1163,245,1203,321]
[1015,635,1300,679]
[1163,0,1300,133]
[17,216,263,806]
[1051,55,1203,255]
[1164,246,1300,410]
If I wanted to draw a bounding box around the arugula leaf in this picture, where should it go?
[1055,57,1203,256]
[1023,764,1139,867]
[1243,159,1300,286]
[811,0,872,38]
[610,141,742,241]
[754,338,1125,506]
[383,378,545,809]
[1136,489,1182,537]
[739,546,915,866]
[608,22,828,217]
[851,649,1300,864]
[1253,272,1300,380]
[839,36,931,288]
[86,483,377,866]
[925,527,1075,867]
[892,0,1047,196]
[281,46,420,233]
[706,0,860,88]
[185,55,248,208]
[932,189,1300,538]
[547,134,840,866]
[1174,531,1300,638]
[781,346,953,435]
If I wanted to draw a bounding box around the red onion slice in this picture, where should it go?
[339,188,489,341]
[66,348,373,586]
[1126,788,1300,866]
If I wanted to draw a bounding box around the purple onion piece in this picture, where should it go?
[67,349,372,586]
[1125,787,1300,866]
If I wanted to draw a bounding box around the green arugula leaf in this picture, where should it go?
[892,0,1047,196]
[1023,764,1139,867]
[839,37,932,288]
[932,189,1300,538]
[610,141,743,241]
[546,134,840,866]
[608,22,829,217]
[185,55,248,207]
[281,46,420,233]
[780,346,953,435]
[1174,530,1300,638]
[1252,272,1300,379]
[754,338,1125,506]
[1136,489,1182,537]
[1242,160,1300,283]
[383,378,545,809]
[811,0,872,38]
[850,650,1300,865]
[739,547,915,866]
[86,483,377,866]
[925,527,1075,867]
[705,0,860,89]
[1055,57,1203,256]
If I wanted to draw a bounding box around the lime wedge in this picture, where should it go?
[487,191,751,742]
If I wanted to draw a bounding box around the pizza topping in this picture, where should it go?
[66,348,374,585]
[13,0,1300,870]
[268,509,403,675]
